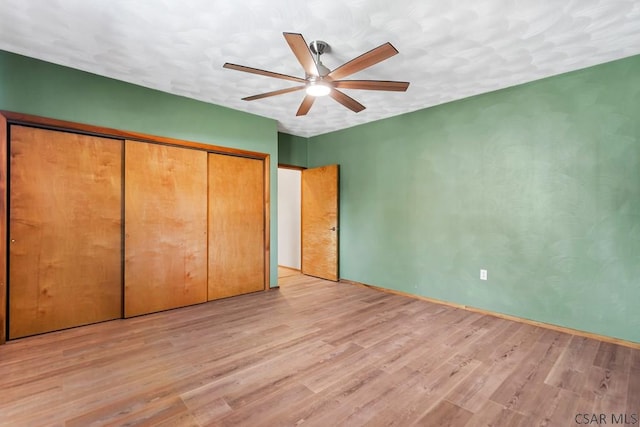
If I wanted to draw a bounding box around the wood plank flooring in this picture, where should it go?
[1,273,638,426]
[277,266,300,278]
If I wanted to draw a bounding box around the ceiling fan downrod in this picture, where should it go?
[309,40,330,76]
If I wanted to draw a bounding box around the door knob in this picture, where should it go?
[329,227,336,231]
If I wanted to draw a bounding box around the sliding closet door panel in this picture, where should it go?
[124,141,207,317]
[208,154,265,300]
[9,125,122,339]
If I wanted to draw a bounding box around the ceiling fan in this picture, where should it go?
[223,32,410,116]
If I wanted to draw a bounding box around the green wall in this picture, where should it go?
[308,55,640,343]
[0,50,279,286]
[278,132,308,167]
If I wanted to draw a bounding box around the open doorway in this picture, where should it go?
[278,164,340,282]
[278,167,302,279]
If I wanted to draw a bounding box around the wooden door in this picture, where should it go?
[301,164,339,281]
[9,126,122,339]
[208,154,265,300]
[124,141,208,317]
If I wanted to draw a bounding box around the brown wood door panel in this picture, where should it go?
[0,115,7,345]
[208,154,265,300]
[301,164,339,281]
[301,165,340,281]
[124,141,208,317]
[9,125,122,339]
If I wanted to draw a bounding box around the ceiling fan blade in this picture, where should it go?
[242,86,306,101]
[283,32,320,76]
[328,42,399,80]
[296,95,315,116]
[329,89,365,113]
[223,63,306,83]
[333,80,410,92]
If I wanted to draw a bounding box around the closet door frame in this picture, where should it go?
[0,110,271,344]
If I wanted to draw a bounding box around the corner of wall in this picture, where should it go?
[277,132,309,168]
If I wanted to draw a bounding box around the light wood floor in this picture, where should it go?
[277,265,301,278]
[1,273,638,426]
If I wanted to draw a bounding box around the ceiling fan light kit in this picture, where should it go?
[305,80,331,97]
[223,32,410,116]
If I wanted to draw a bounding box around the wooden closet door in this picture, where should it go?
[124,141,208,317]
[208,154,265,300]
[9,126,122,339]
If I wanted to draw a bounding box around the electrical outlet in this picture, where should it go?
[480,269,488,281]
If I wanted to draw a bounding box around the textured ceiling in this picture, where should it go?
[1,0,640,137]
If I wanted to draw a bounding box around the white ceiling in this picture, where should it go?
[1,0,640,137]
